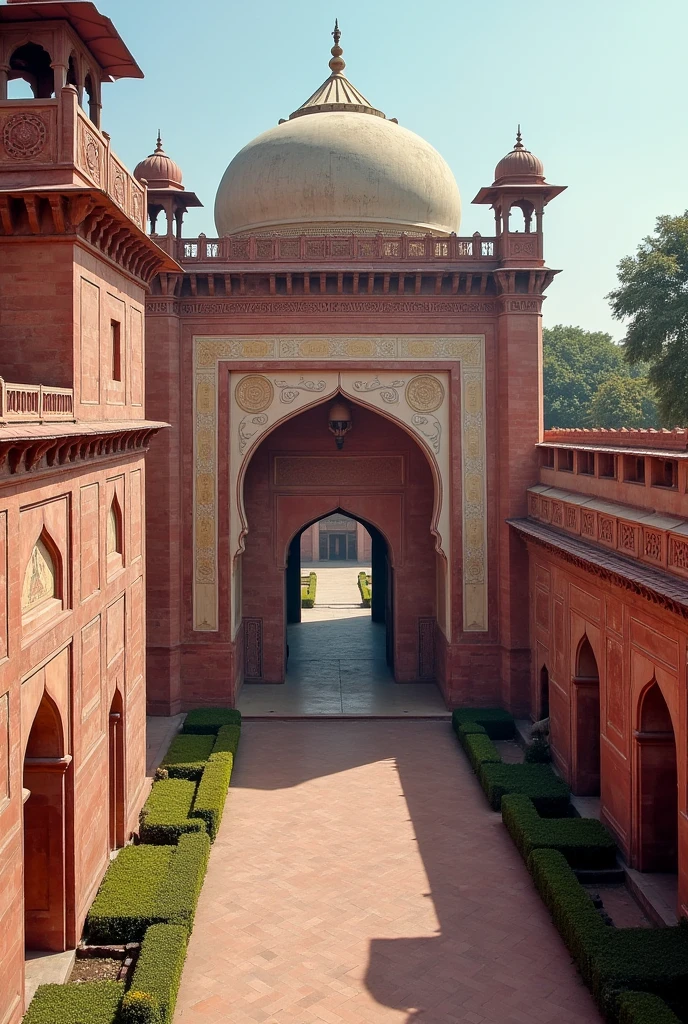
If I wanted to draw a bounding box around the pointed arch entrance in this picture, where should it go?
[636,682,678,872]
[571,635,601,796]
[23,692,70,951]
[239,397,439,688]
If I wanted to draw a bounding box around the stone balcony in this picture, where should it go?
[0,379,74,425]
[0,86,146,232]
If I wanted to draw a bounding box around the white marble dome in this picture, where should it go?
[214,85,461,238]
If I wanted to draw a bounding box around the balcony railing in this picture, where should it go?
[0,380,74,425]
[176,232,498,264]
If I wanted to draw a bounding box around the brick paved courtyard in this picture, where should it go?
[174,721,601,1023]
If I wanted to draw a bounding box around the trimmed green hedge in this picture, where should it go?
[154,832,210,933]
[461,731,502,773]
[160,735,215,780]
[182,707,242,734]
[479,761,570,815]
[357,571,371,607]
[191,752,234,841]
[139,779,205,845]
[121,924,188,1024]
[87,832,210,942]
[212,723,241,757]
[87,845,174,942]
[23,982,123,1024]
[528,849,688,1017]
[301,571,317,608]
[615,991,683,1024]
[502,793,617,869]
[451,707,516,739]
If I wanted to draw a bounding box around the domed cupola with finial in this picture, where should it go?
[134,131,184,190]
[473,126,565,267]
[494,126,545,185]
[214,22,462,238]
[135,131,202,246]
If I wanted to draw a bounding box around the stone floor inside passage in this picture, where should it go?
[174,719,602,1023]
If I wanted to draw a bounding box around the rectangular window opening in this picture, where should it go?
[577,451,595,475]
[111,319,122,382]
[623,454,646,484]
[557,448,574,472]
[650,457,678,489]
[598,453,616,478]
[540,448,555,469]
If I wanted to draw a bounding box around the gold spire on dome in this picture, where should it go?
[289,20,386,120]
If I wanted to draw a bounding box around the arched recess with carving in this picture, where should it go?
[571,634,601,796]
[8,42,55,98]
[22,528,63,635]
[108,689,125,851]
[107,494,124,574]
[239,397,438,686]
[635,680,678,872]
[23,691,71,951]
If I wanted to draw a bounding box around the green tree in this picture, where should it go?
[608,212,688,425]
[587,374,659,429]
[543,325,624,428]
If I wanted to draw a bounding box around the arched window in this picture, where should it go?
[637,682,678,872]
[508,199,535,234]
[107,496,124,573]
[572,635,601,796]
[84,72,98,126]
[9,42,55,99]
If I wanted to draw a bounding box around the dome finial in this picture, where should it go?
[515,124,523,150]
[329,18,346,74]
[155,128,163,153]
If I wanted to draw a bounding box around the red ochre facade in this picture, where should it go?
[1,4,688,1023]
[0,3,175,1019]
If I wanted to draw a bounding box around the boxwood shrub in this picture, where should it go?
[451,707,516,739]
[502,793,617,869]
[357,571,371,607]
[155,832,210,934]
[139,779,205,845]
[120,924,188,1024]
[479,762,570,815]
[160,734,215,780]
[301,571,317,608]
[23,982,123,1024]
[528,848,688,1016]
[212,723,241,757]
[191,752,234,841]
[182,707,242,734]
[615,991,683,1024]
[461,732,501,773]
[87,846,174,943]
[453,719,488,739]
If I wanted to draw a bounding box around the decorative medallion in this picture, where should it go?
[405,374,445,413]
[235,375,274,413]
[2,113,47,160]
[83,130,101,184]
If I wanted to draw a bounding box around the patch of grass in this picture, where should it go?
[182,707,242,735]
[160,735,215,780]
[451,707,516,739]
[22,982,123,1024]
[479,761,570,815]
[502,793,617,869]
[139,779,205,845]
[120,924,188,1024]
[87,846,174,943]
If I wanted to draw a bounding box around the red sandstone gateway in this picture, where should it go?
[0,3,686,1022]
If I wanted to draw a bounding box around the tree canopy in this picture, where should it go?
[608,212,688,426]
[543,324,658,429]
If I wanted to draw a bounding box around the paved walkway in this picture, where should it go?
[238,568,448,717]
[174,721,601,1024]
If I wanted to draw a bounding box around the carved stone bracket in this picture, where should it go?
[0,425,162,478]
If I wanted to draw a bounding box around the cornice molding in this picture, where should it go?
[509,517,688,621]
[0,422,165,479]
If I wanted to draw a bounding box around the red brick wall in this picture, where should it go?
[525,540,688,918]
[0,455,148,1020]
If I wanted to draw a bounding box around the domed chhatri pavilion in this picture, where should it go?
[1,5,688,1018]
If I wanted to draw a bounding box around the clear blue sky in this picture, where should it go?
[8,0,687,337]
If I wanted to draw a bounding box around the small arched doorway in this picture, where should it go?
[636,682,678,872]
[23,694,69,951]
[108,690,125,852]
[286,508,393,679]
[572,636,600,796]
